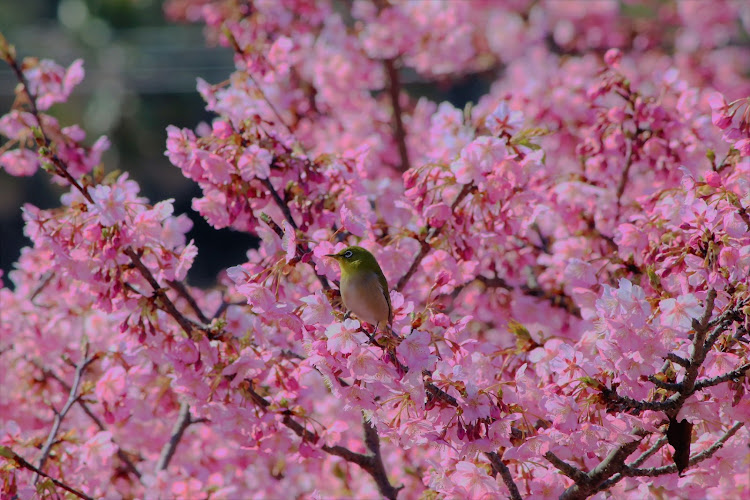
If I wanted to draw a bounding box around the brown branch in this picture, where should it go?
[558,439,642,500]
[615,133,634,220]
[668,290,717,414]
[363,419,403,500]
[125,248,211,337]
[647,376,682,392]
[544,451,590,484]
[384,58,410,172]
[243,382,401,498]
[35,361,142,480]
[36,344,95,481]
[694,363,750,391]
[594,435,669,492]
[486,451,523,500]
[167,280,210,324]
[618,422,743,478]
[156,402,194,471]
[3,44,93,203]
[666,353,690,367]
[1,446,93,500]
[261,178,299,230]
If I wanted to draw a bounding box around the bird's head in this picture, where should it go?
[325,246,380,274]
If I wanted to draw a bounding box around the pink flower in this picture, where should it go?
[300,291,334,325]
[461,383,491,422]
[325,319,367,354]
[88,184,128,227]
[451,136,509,185]
[707,92,732,129]
[238,144,272,180]
[485,101,523,136]
[659,294,704,331]
[604,48,622,67]
[396,329,433,371]
[340,204,368,237]
[81,431,116,467]
[95,366,127,404]
[450,461,498,499]
[24,59,84,110]
[281,220,297,262]
[0,149,38,176]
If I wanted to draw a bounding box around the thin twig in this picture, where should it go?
[629,435,668,468]
[36,345,95,481]
[156,402,194,471]
[36,361,141,480]
[486,451,523,500]
[125,248,211,337]
[167,280,210,324]
[619,422,743,478]
[243,382,401,498]
[3,447,94,500]
[694,363,750,391]
[384,58,410,172]
[4,49,92,203]
[261,178,299,230]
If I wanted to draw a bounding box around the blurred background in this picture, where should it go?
[0,0,256,287]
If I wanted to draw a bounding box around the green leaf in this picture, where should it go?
[0,445,16,459]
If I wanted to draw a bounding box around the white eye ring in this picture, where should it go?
[344,250,353,258]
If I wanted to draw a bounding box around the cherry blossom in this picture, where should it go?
[1,1,750,499]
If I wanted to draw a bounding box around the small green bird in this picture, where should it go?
[326,246,392,333]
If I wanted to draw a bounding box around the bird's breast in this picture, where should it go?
[340,271,390,328]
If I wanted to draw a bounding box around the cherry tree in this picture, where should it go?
[2,1,749,498]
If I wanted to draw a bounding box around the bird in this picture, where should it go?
[326,245,392,333]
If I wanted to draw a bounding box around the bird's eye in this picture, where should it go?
[344,250,353,258]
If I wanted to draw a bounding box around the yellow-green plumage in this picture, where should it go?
[326,246,392,331]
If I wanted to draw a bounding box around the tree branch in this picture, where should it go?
[544,451,589,484]
[594,435,669,491]
[243,382,400,498]
[694,363,750,391]
[167,279,210,324]
[36,345,95,481]
[2,45,93,203]
[363,419,403,500]
[384,58,410,172]
[156,402,194,472]
[620,422,743,478]
[124,248,213,338]
[34,361,142,480]
[1,446,93,500]
[558,439,642,500]
[486,451,523,500]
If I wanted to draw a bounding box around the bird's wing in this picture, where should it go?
[377,270,392,325]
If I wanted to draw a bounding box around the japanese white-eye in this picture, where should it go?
[326,246,392,332]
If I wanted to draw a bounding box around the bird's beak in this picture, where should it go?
[325,254,338,259]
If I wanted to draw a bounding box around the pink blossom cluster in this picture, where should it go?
[2,1,750,499]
